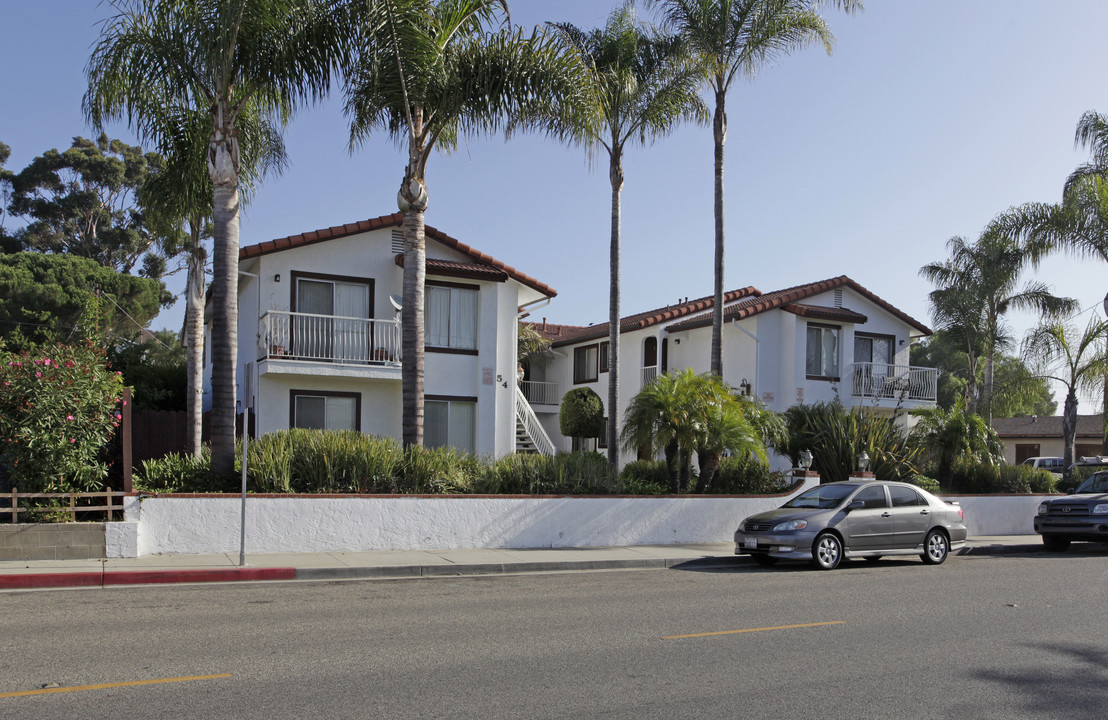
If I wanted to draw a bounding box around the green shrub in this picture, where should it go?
[398,444,480,494]
[947,459,1055,494]
[618,460,669,495]
[709,456,789,494]
[907,475,941,494]
[559,387,604,442]
[135,446,242,493]
[484,452,616,495]
[0,342,126,492]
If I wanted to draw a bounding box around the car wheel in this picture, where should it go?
[921,529,949,565]
[1042,535,1071,552]
[752,554,778,567]
[812,532,842,570]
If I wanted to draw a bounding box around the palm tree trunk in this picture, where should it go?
[401,207,426,447]
[695,448,719,493]
[1062,388,1078,474]
[208,124,240,476]
[710,86,727,378]
[607,151,623,472]
[184,218,206,457]
[664,439,679,493]
[983,350,995,423]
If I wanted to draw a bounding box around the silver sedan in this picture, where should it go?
[734,481,968,570]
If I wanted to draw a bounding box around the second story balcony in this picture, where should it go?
[259,310,401,377]
[849,362,938,405]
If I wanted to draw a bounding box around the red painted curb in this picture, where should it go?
[0,567,297,589]
[102,568,297,585]
[0,573,103,589]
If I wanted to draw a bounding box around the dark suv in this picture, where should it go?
[1034,471,1108,551]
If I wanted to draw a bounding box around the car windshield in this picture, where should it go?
[1074,472,1108,494]
[783,484,858,510]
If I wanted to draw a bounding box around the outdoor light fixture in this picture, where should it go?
[274,274,281,282]
[798,449,813,471]
[856,451,870,472]
[517,366,525,384]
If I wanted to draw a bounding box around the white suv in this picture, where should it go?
[1022,456,1065,477]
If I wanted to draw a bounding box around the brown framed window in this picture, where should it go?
[574,344,599,384]
[806,323,840,379]
[425,395,477,454]
[426,281,478,352]
[600,342,610,373]
[1014,444,1041,464]
[290,390,361,431]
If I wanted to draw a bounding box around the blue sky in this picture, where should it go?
[2,1,1106,409]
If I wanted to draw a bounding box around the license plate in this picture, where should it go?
[744,538,758,549]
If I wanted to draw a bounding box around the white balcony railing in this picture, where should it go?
[850,363,938,403]
[260,310,401,365]
[641,365,659,386]
[520,380,561,406]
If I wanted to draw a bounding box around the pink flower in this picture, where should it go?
[67,415,74,421]
[114,412,122,419]
[35,372,41,378]
[15,362,21,367]
[122,400,127,406]
[44,359,52,366]
[115,371,122,376]
[69,438,76,443]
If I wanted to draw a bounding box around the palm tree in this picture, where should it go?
[343,0,590,447]
[649,0,860,376]
[86,0,348,473]
[1022,318,1108,474]
[692,378,768,492]
[549,3,707,471]
[997,111,1108,451]
[621,369,702,491]
[141,105,287,456]
[908,399,1002,489]
[921,230,1077,422]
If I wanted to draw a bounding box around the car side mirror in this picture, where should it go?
[845,500,865,511]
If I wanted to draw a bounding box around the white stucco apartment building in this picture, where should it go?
[204,212,557,458]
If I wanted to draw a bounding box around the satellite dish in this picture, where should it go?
[389,294,403,313]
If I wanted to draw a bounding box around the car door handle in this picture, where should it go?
[881,512,891,518]
[920,509,930,515]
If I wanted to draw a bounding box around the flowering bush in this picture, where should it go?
[0,342,126,492]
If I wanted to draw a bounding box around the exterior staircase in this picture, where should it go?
[514,385,555,455]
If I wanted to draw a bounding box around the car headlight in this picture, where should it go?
[1092,503,1108,515]
[1038,503,1049,515]
[773,519,808,532]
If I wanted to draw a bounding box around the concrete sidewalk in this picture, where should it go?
[0,535,1053,590]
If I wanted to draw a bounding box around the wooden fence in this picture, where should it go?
[4,488,127,523]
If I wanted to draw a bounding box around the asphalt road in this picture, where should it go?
[3,552,1107,719]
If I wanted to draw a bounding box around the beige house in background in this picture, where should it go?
[992,415,1105,464]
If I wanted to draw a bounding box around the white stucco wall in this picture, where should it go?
[115,484,1042,558]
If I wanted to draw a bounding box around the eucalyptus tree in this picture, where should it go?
[86,0,349,473]
[549,3,707,471]
[1022,318,1108,474]
[648,0,860,376]
[921,230,1076,422]
[343,0,591,447]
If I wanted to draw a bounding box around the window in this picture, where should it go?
[1015,444,1041,464]
[425,397,476,454]
[290,391,360,431]
[854,485,887,509]
[293,274,373,362]
[889,485,923,507]
[854,333,894,366]
[574,344,599,384]
[806,324,840,378]
[598,417,608,449]
[600,342,610,373]
[571,437,598,452]
[1076,444,1101,459]
[427,283,478,351]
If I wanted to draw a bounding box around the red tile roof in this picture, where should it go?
[539,287,760,347]
[239,212,556,298]
[784,303,868,324]
[666,276,931,335]
[395,254,510,282]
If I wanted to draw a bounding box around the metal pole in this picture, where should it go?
[239,405,248,567]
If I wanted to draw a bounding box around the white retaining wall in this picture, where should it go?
[110,484,1044,558]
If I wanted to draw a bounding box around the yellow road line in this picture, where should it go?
[0,673,232,699]
[663,620,846,640]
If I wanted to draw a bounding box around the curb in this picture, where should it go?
[0,567,296,590]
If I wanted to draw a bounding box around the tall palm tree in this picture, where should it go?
[343,0,590,447]
[908,398,1002,489]
[649,0,859,376]
[1022,318,1108,474]
[549,3,707,471]
[142,105,287,456]
[621,369,701,492]
[998,111,1108,451]
[86,0,348,473]
[921,230,1077,422]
